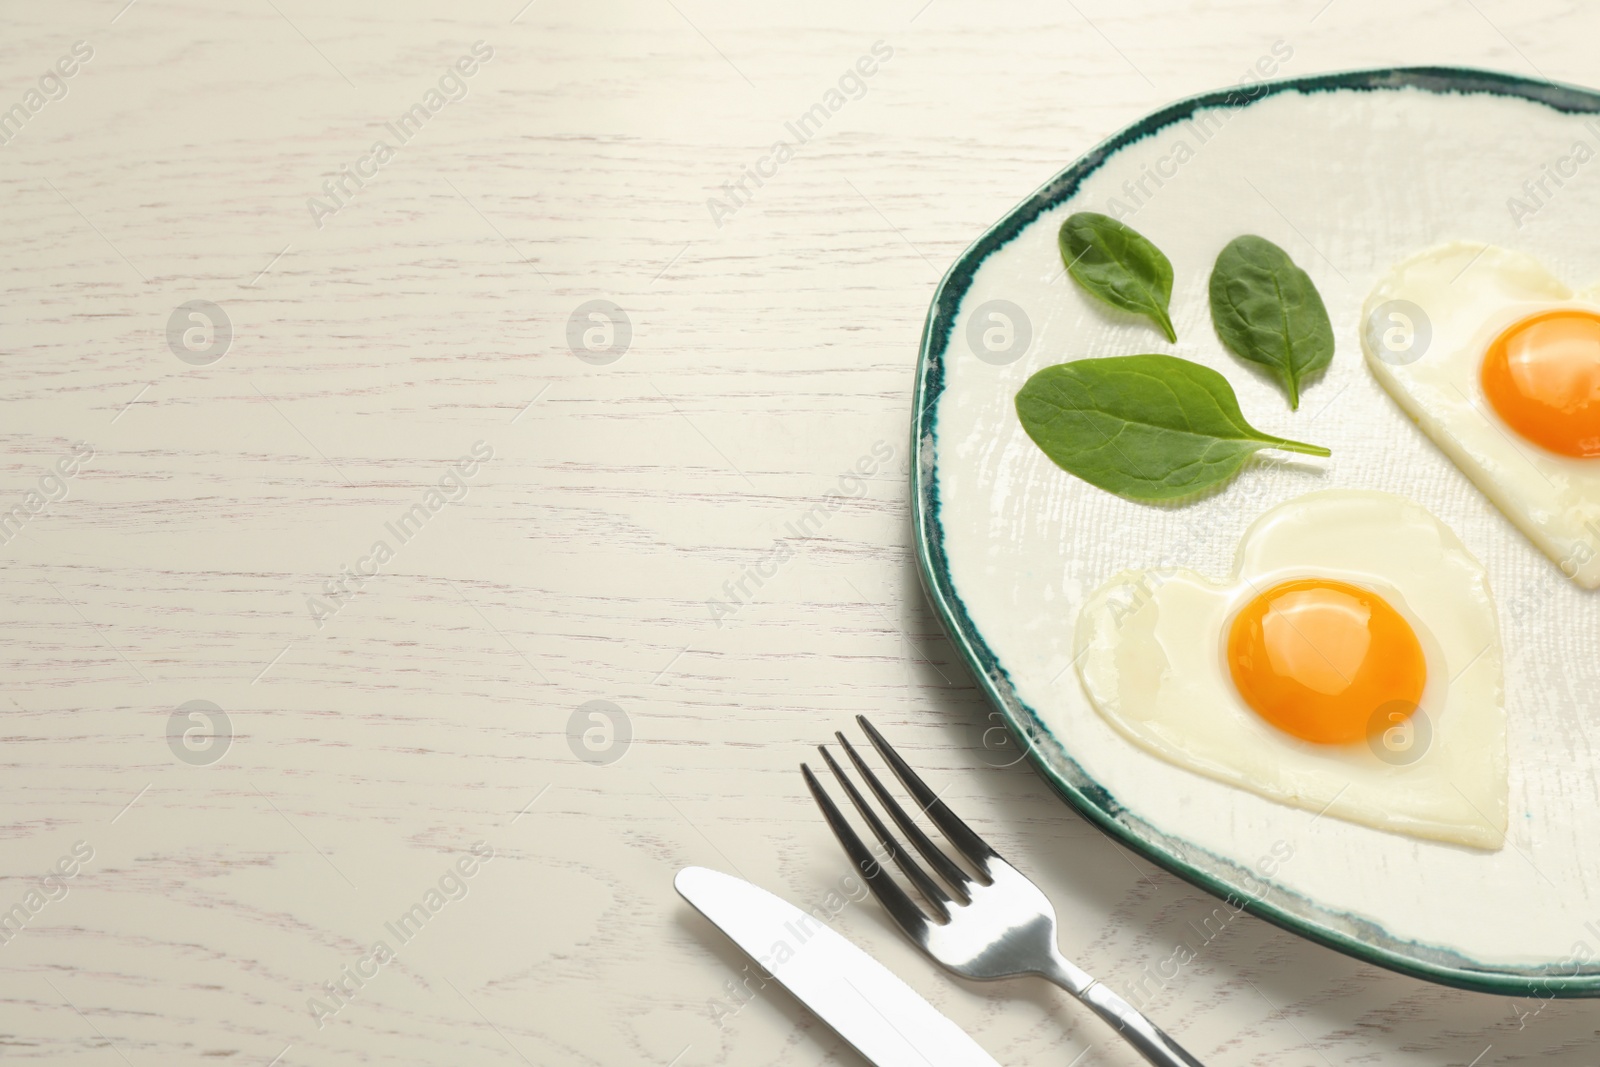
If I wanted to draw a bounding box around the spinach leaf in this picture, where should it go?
[1014,354,1330,502]
[1207,235,1334,409]
[1059,212,1177,342]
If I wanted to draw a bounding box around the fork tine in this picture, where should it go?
[801,763,933,937]
[818,746,954,921]
[857,716,999,874]
[835,733,973,904]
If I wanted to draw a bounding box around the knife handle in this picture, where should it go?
[1076,981,1206,1067]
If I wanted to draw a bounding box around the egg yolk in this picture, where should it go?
[1481,308,1600,457]
[1226,578,1426,745]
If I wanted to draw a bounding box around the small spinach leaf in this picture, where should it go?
[1207,235,1334,409]
[1014,354,1330,502]
[1059,212,1177,342]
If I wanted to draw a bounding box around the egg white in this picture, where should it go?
[1363,241,1600,587]
[1073,490,1506,849]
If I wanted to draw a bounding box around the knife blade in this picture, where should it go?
[674,866,1002,1067]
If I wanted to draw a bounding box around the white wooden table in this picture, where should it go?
[3,0,1597,1063]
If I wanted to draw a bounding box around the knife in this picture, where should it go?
[675,866,1002,1066]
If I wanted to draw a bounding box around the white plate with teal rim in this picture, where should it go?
[913,67,1600,996]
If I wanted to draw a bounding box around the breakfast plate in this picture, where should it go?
[913,67,1600,995]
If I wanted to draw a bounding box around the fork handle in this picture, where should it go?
[1076,981,1206,1067]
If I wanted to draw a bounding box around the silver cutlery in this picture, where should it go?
[803,716,1207,1067]
[675,866,1003,1066]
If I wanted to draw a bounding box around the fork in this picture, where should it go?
[803,716,1206,1067]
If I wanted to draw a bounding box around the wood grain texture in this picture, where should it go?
[2,0,1599,1063]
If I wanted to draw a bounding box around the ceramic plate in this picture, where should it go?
[913,67,1600,996]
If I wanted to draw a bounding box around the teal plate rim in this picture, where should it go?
[910,65,1600,998]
